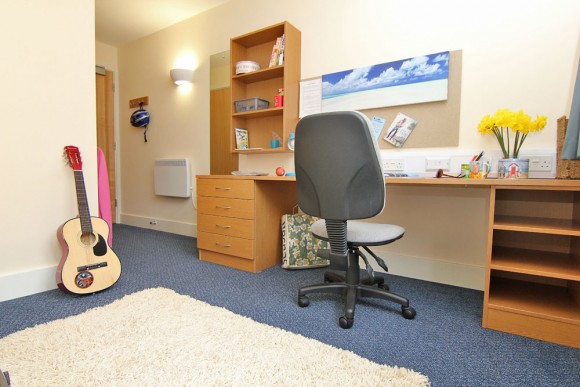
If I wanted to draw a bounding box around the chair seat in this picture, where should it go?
[311,219,405,246]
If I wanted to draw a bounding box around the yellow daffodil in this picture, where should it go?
[477,109,547,158]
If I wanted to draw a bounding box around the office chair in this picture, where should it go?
[294,110,416,329]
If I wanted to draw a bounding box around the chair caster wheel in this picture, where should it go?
[402,306,416,319]
[298,295,310,307]
[339,316,353,329]
[378,283,390,291]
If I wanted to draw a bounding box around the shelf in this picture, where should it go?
[494,215,580,236]
[233,147,292,154]
[232,66,284,83]
[488,277,580,325]
[233,107,283,119]
[491,246,580,280]
[232,23,285,47]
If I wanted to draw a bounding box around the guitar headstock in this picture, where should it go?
[64,146,83,171]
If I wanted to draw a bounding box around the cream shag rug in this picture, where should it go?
[0,288,429,386]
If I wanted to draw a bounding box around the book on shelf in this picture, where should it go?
[235,128,249,150]
[268,34,285,67]
[277,34,285,66]
[268,37,280,67]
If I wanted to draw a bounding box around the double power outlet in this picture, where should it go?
[383,159,405,171]
[528,156,554,172]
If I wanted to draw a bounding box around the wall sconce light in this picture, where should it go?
[170,68,194,85]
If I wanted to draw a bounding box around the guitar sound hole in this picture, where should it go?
[75,271,94,288]
[80,232,97,246]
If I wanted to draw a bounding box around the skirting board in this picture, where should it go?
[0,227,482,302]
[0,265,57,302]
[368,250,485,291]
[120,214,197,237]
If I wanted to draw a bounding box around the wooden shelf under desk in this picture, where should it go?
[486,277,580,348]
[488,277,580,324]
[491,246,580,280]
[493,215,580,235]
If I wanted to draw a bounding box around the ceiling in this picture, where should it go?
[95,0,232,47]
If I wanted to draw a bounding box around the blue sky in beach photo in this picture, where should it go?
[322,51,450,99]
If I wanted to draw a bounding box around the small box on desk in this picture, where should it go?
[234,98,269,113]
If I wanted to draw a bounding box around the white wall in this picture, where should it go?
[0,0,97,301]
[96,42,118,72]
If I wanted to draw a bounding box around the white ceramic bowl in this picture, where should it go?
[235,61,260,74]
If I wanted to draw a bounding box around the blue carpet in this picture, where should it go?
[1,224,578,386]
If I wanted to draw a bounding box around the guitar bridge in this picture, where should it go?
[77,262,108,271]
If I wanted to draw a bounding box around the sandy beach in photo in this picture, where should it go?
[322,79,448,112]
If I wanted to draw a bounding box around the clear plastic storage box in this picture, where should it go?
[234,98,269,113]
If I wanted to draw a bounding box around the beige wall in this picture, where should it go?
[115,0,580,289]
[2,0,578,299]
[96,42,118,72]
[0,0,96,301]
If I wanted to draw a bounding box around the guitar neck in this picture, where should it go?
[73,170,93,234]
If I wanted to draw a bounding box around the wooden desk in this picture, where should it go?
[197,175,580,347]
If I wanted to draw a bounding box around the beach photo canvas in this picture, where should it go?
[321,51,449,112]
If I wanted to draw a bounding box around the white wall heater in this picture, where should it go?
[154,158,191,198]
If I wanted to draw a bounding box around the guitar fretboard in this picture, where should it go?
[73,170,93,234]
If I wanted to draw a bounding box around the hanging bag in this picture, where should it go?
[281,207,330,269]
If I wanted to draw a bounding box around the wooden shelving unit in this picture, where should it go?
[483,187,580,348]
[229,22,301,153]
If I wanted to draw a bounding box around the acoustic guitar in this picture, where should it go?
[56,146,121,294]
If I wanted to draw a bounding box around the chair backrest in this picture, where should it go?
[294,111,385,221]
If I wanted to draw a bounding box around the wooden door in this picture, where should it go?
[210,87,238,174]
[96,70,116,221]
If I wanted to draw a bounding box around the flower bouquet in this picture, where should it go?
[478,109,547,178]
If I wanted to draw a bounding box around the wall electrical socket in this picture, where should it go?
[425,157,451,171]
[383,159,405,171]
[529,156,554,172]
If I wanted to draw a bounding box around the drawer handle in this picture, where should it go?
[216,243,232,247]
[215,206,232,209]
[216,225,232,229]
[215,187,232,190]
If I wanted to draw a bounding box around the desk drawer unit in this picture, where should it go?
[197,178,258,272]
[196,176,298,274]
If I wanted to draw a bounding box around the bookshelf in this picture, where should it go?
[230,22,301,153]
[483,187,580,348]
